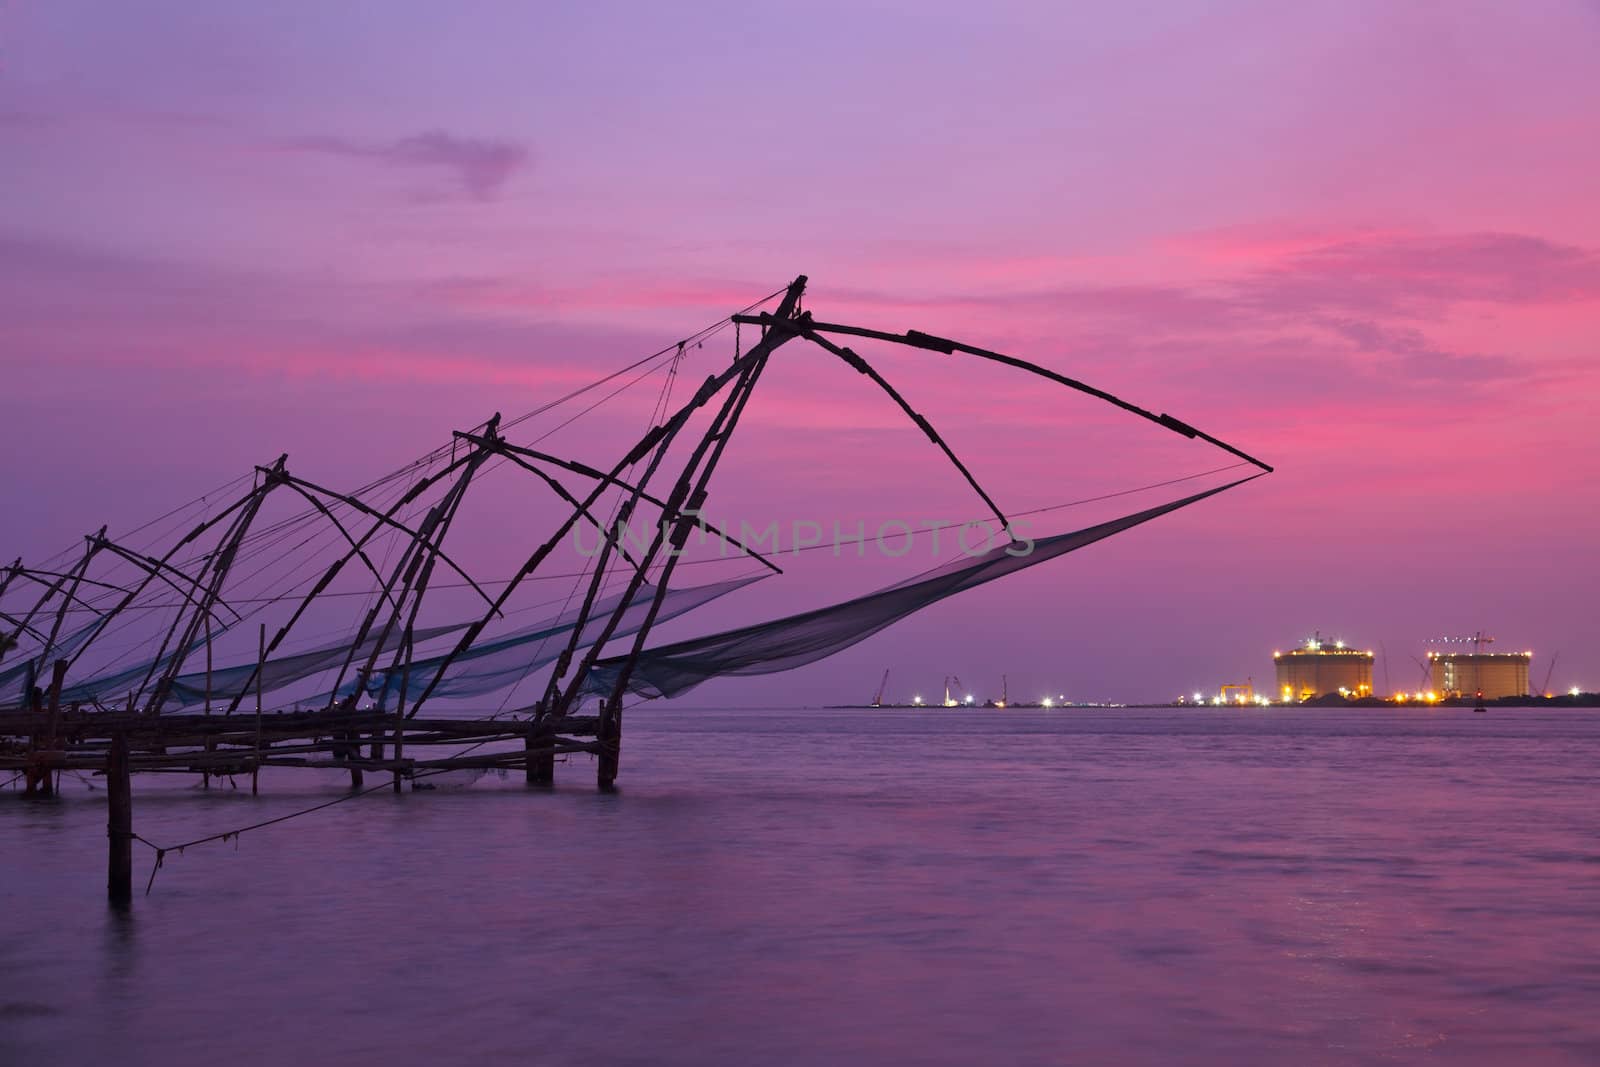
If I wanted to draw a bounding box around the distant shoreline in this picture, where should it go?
[826,694,1600,711]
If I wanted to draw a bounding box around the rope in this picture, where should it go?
[13,463,1247,620]
[21,286,791,589]
[713,461,1250,558]
[128,731,516,895]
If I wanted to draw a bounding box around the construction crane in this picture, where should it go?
[870,669,890,707]
[1537,652,1559,696]
[1409,655,1432,692]
[1220,680,1255,705]
[943,675,968,707]
[1433,631,1495,653]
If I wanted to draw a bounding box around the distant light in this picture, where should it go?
[1042,697,1054,708]
[964,694,974,705]
[1193,692,1205,703]
[912,695,923,705]
[1335,640,1345,649]
[1571,686,1582,697]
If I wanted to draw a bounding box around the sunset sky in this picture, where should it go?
[3,1,1598,704]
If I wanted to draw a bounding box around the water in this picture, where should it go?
[4,707,1598,1065]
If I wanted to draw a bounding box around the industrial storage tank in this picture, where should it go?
[1429,651,1530,700]
[1274,633,1374,701]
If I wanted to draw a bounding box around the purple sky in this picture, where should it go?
[3,2,1598,704]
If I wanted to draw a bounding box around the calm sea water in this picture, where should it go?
[4,707,1598,1065]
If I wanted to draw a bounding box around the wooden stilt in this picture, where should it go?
[107,733,132,906]
[526,719,554,786]
[203,613,212,789]
[252,624,263,796]
[597,699,620,792]
[348,731,364,790]
[392,632,410,793]
[531,723,544,790]
[527,701,554,786]
[46,660,65,747]
[44,662,68,797]
[24,683,45,796]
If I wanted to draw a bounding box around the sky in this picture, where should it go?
[3,0,1599,705]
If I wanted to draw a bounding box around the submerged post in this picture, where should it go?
[107,733,132,906]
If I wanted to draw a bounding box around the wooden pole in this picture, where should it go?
[107,733,132,906]
[46,660,66,743]
[22,683,41,795]
[392,633,410,793]
[526,723,553,786]
[43,659,67,796]
[202,613,212,789]
[597,699,620,792]
[253,623,263,796]
[347,728,364,791]
[527,702,553,786]
[48,662,66,796]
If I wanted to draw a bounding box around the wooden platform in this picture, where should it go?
[0,706,601,780]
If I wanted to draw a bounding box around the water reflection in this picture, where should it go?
[3,707,1599,1065]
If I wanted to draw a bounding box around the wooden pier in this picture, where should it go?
[2,700,613,900]
[0,705,605,783]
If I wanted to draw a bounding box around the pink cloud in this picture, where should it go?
[1243,232,1600,314]
[1166,222,1411,264]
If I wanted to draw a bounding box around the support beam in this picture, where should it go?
[734,314,1274,473]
